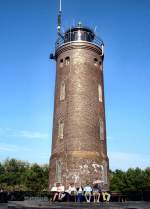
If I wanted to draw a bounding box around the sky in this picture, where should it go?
[0,0,150,170]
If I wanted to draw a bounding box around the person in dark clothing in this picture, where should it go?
[76,186,83,202]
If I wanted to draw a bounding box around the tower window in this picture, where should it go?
[58,120,64,139]
[100,162,108,184]
[94,58,98,66]
[103,162,108,184]
[65,57,70,65]
[60,81,65,101]
[100,165,105,183]
[99,61,102,71]
[56,160,62,183]
[99,117,104,141]
[59,59,63,67]
[98,84,102,102]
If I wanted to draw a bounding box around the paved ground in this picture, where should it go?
[0,203,8,209]
[4,201,150,209]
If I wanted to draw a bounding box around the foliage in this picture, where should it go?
[25,163,48,191]
[0,158,49,191]
[110,167,150,193]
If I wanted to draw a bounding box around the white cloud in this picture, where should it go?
[21,147,32,152]
[13,130,48,139]
[0,128,48,140]
[0,143,32,153]
[109,151,150,171]
[39,153,50,159]
[0,143,18,152]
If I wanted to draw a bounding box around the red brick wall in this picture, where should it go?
[49,42,109,189]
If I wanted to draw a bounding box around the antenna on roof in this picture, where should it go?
[57,0,62,34]
[102,43,104,56]
[57,0,64,39]
[60,0,62,11]
[94,26,97,33]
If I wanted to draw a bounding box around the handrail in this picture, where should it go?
[55,36,104,51]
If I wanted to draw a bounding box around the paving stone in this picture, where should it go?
[7,201,150,209]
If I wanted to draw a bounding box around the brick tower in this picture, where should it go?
[49,22,109,189]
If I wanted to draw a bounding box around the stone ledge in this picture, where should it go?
[7,201,150,209]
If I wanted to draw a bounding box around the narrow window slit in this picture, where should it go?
[65,57,70,65]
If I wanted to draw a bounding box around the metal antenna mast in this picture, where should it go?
[57,0,62,34]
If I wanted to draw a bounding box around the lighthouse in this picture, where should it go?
[49,2,109,189]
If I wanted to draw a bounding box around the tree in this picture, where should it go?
[125,168,145,192]
[110,169,127,192]
[143,167,150,190]
[25,163,49,191]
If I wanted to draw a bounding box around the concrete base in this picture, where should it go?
[7,201,150,209]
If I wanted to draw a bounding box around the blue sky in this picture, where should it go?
[0,0,150,170]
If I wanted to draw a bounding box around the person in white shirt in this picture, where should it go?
[51,183,57,192]
[65,183,77,201]
[57,183,65,200]
[84,183,92,202]
[51,183,58,201]
[68,184,77,195]
[51,183,65,201]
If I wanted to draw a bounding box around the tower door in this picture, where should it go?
[56,160,62,183]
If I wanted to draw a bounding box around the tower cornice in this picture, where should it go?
[55,41,102,59]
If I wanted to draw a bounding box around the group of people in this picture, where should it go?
[50,182,111,203]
